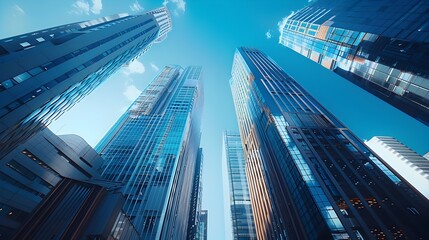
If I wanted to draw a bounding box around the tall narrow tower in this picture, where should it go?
[279,0,429,125]
[0,7,172,158]
[230,47,429,239]
[96,66,204,239]
[222,131,256,239]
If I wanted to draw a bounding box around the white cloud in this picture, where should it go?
[129,1,144,12]
[13,4,25,15]
[72,0,90,15]
[71,0,102,15]
[277,11,295,42]
[123,60,146,75]
[171,0,186,12]
[91,0,103,14]
[123,85,142,102]
[163,0,186,14]
[150,63,160,72]
[265,30,272,39]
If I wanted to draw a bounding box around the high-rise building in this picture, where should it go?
[96,65,203,239]
[0,128,106,238]
[187,148,205,239]
[222,131,256,239]
[196,210,208,240]
[365,136,429,200]
[230,47,429,239]
[0,7,172,158]
[278,0,429,125]
[425,152,429,161]
[12,178,138,240]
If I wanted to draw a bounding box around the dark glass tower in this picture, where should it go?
[196,210,208,240]
[230,47,429,239]
[96,65,203,239]
[0,7,172,158]
[187,148,205,239]
[222,131,256,239]
[279,0,429,125]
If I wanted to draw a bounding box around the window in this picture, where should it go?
[1,79,14,89]
[7,101,21,110]
[28,66,44,76]
[13,72,31,83]
[19,42,31,47]
[36,37,45,42]
[6,160,37,181]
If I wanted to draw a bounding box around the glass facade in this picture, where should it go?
[196,210,208,240]
[187,148,205,239]
[278,0,429,126]
[222,131,256,239]
[0,7,172,158]
[230,47,429,239]
[96,65,203,239]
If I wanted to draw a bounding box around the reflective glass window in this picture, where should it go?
[13,72,31,83]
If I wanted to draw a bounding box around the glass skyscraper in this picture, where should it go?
[278,0,429,125]
[96,65,204,239]
[222,131,256,239]
[230,47,429,239]
[0,7,172,158]
[196,210,208,240]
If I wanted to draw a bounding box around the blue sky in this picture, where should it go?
[1,1,429,239]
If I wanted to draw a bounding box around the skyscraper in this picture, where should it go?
[196,210,208,240]
[0,7,172,158]
[230,47,429,239]
[365,136,429,200]
[12,178,138,240]
[278,0,429,125]
[96,65,203,239]
[222,131,256,239]
[187,148,205,239]
[0,128,106,238]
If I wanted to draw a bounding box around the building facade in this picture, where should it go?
[96,65,203,239]
[0,7,172,158]
[278,0,429,125]
[222,131,256,239]
[365,136,429,200]
[187,148,205,239]
[196,210,208,240]
[0,129,106,238]
[12,178,138,240]
[230,47,429,239]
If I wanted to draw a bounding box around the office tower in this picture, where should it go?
[0,128,105,238]
[222,131,256,239]
[187,149,205,239]
[13,178,138,240]
[196,210,208,240]
[425,152,429,161]
[0,7,172,158]
[278,0,429,125]
[230,47,429,239]
[96,65,203,239]
[365,136,429,200]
